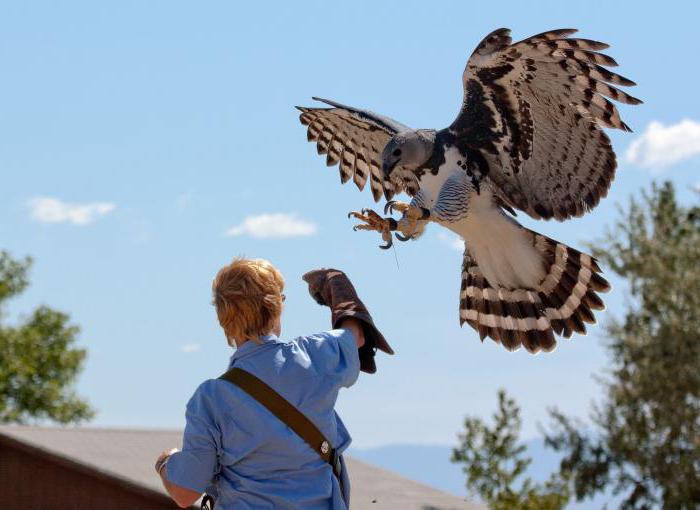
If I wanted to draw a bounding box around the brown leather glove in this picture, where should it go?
[302,268,394,374]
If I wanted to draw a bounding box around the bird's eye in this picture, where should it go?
[392,149,402,157]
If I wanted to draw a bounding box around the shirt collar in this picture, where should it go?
[229,334,282,366]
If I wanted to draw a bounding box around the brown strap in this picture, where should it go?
[219,368,335,465]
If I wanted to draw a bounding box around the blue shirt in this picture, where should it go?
[166,329,360,509]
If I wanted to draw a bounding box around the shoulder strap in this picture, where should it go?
[218,367,339,469]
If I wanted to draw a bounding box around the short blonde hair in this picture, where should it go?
[212,257,284,344]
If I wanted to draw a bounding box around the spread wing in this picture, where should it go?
[451,28,641,221]
[296,97,417,201]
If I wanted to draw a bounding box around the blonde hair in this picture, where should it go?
[212,257,284,344]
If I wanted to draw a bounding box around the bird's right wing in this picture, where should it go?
[450,28,640,221]
[296,97,417,201]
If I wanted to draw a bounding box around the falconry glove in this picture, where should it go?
[302,269,393,373]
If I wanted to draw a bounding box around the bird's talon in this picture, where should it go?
[395,232,413,242]
[383,201,395,215]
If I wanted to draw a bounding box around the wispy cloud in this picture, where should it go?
[225,213,317,239]
[27,197,116,225]
[625,119,700,171]
[179,343,201,353]
[438,232,464,251]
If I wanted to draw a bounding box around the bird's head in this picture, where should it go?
[382,130,435,178]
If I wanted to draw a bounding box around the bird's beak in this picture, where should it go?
[382,160,397,178]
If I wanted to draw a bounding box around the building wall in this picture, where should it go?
[0,442,181,510]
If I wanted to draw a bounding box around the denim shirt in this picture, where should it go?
[166,329,360,509]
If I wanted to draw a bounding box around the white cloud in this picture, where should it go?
[28,197,116,225]
[180,343,201,353]
[438,232,464,251]
[625,119,700,171]
[225,213,317,239]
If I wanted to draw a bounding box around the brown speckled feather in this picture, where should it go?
[296,98,413,201]
[451,28,641,221]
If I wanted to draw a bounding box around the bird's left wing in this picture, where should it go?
[450,28,641,221]
[297,97,416,201]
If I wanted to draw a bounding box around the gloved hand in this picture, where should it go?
[302,268,394,374]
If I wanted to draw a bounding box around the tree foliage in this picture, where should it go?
[545,182,700,508]
[451,389,570,510]
[0,251,93,424]
[453,182,700,509]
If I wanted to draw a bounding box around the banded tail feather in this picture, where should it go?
[458,230,610,353]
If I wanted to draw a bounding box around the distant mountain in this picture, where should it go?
[349,443,468,499]
[349,440,616,509]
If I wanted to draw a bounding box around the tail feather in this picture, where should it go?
[459,230,609,353]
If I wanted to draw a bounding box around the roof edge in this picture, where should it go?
[0,430,191,507]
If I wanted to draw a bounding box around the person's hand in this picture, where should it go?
[155,447,179,476]
[302,268,347,306]
[302,268,394,373]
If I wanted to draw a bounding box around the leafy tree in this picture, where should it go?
[453,182,700,509]
[0,251,93,424]
[546,182,700,508]
[451,389,570,510]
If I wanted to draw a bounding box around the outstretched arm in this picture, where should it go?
[339,317,366,349]
[302,268,392,373]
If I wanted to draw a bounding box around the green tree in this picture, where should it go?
[546,182,700,508]
[451,389,571,510]
[0,251,93,424]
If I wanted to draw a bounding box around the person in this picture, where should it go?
[154,258,393,509]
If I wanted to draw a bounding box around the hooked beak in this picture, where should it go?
[382,160,398,178]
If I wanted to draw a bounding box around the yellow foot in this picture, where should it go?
[383,201,426,241]
[348,209,394,249]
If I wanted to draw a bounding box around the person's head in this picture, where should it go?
[212,257,285,347]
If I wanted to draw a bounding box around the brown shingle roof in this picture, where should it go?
[0,426,482,510]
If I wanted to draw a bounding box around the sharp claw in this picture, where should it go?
[383,201,394,215]
[379,238,393,250]
[347,211,354,219]
[353,225,359,231]
[395,233,413,242]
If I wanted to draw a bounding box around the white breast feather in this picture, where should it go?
[417,145,546,290]
[416,145,463,206]
[450,188,546,290]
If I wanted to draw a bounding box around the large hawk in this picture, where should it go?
[296,28,640,353]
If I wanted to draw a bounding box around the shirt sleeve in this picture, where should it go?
[165,381,222,494]
[299,329,361,388]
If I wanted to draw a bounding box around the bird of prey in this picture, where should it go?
[296,28,640,353]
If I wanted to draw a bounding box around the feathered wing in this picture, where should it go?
[296,97,418,201]
[459,231,610,353]
[451,28,641,220]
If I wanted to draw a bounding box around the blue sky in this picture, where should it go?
[2,0,699,453]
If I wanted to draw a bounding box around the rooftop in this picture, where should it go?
[0,425,482,510]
